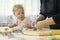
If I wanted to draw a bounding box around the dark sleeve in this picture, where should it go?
[40,0,47,19]
[50,0,60,28]
[40,0,57,19]
[52,0,60,24]
[40,12,47,19]
[50,0,60,29]
[52,13,60,24]
[50,13,60,29]
[50,24,60,29]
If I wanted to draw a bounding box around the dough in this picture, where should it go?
[23,29,52,36]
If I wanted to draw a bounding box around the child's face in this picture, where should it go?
[14,8,24,20]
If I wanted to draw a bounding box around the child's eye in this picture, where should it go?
[22,12,24,14]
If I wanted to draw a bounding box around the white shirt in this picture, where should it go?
[14,17,33,27]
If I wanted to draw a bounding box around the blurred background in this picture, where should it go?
[0,0,40,27]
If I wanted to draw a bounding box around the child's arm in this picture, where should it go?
[9,24,17,28]
[9,21,18,28]
[24,18,35,28]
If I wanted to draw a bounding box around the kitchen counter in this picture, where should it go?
[0,27,60,40]
[0,32,60,40]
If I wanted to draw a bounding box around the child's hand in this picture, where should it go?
[26,24,32,28]
[9,24,17,28]
[26,22,36,28]
[31,22,36,27]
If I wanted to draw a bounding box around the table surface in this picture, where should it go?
[0,27,60,40]
[0,32,60,40]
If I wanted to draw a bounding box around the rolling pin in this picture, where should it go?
[52,30,60,35]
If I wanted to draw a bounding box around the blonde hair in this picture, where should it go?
[13,4,24,12]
